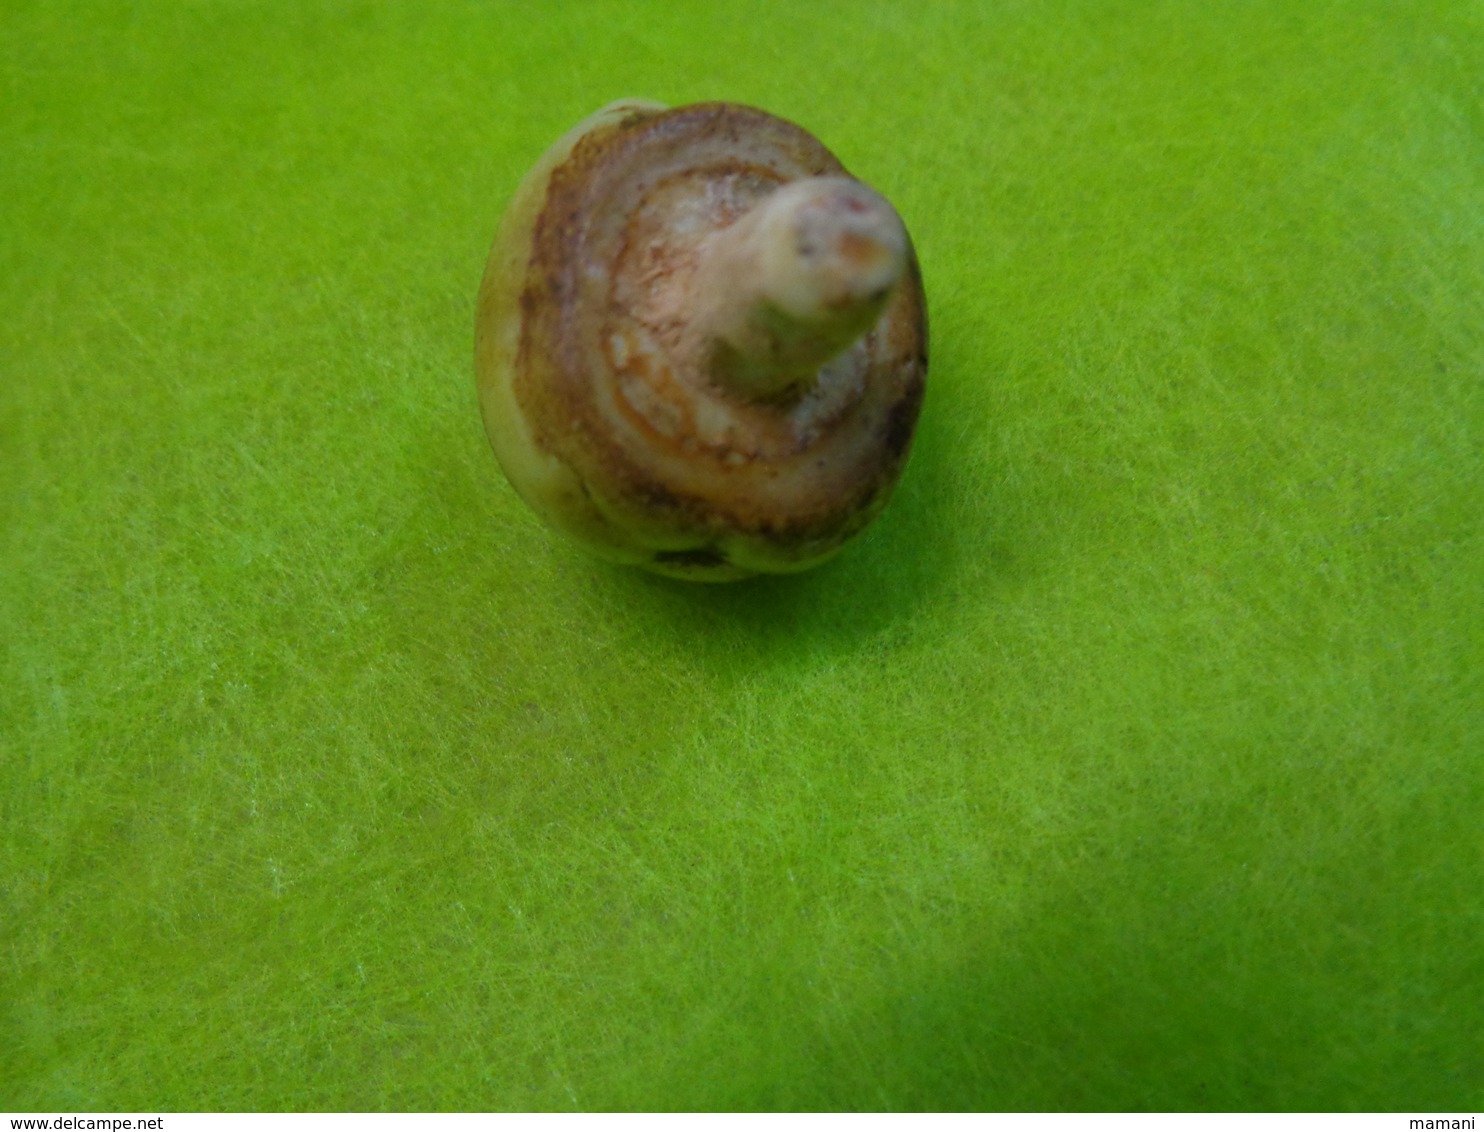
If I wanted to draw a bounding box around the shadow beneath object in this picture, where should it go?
[574,368,973,664]
[396,310,1013,702]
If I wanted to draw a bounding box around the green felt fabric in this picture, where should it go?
[3,0,1481,1112]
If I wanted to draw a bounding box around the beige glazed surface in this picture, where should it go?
[475,99,928,581]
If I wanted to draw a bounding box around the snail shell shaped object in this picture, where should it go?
[475,99,928,581]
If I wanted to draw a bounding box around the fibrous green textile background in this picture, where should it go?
[3,0,1481,1112]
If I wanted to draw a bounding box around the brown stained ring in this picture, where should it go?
[515,102,928,554]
